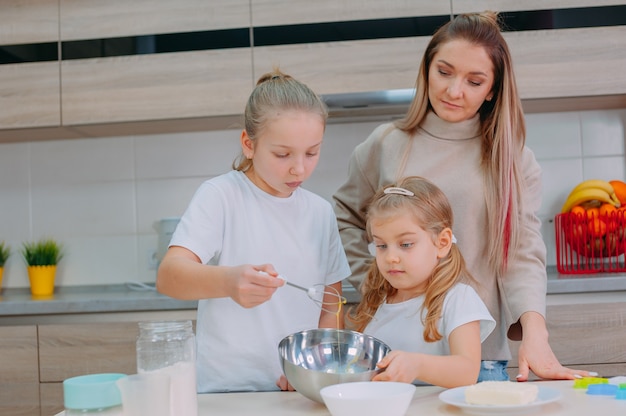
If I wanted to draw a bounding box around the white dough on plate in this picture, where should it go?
[464,381,539,405]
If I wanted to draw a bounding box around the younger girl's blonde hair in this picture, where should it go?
[232,68,328,172]
[348,176,477,342]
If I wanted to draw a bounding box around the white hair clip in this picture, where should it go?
[383,187,414,196]
[452,234,457,244]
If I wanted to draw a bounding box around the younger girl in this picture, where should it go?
[349,176,495,387]
[157,69,350,393]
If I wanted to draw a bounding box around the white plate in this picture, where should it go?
[438,385,562,415]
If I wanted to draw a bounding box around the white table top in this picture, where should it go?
[198,381,626,416]
[197,380,624,415]
[55,380,626,416]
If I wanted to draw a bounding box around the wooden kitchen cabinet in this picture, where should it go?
[0,62,61,129]
[250,0,449,95]
[0,0,58,45]
[252,37,430,97]
[0,308,196,415]
[451,0,626,14]
[506,26,626,100]
[59,0,254,126]
[0,325,40,416]
[38,322,138,382]
[1,0,625,141]
[252,1,626,100]
[37,318,197,415]
[250,0,449,26]
[38,322,139,414]
[60,0,250,41]
[452,1,626,100]
[60,49,253,126]
[0,1,61,130]
[507,301,626,379]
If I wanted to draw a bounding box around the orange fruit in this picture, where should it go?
[587,218,607,237]
[599,203,617,217]
[610,180,626,205]
[586,207,600,220]
[599,203,618,232]
[570,205,586,216]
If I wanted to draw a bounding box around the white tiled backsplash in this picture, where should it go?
[0,109,625,289]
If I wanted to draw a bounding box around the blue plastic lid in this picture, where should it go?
[63,373,126,410]
[586,383,618,396]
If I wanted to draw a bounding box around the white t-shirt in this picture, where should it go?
[170,170,351,393]
[364,283,495,358]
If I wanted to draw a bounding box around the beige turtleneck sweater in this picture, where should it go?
[333,111,547,360]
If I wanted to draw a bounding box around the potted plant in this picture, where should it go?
[0,241,10,290]
[20,238,64,296]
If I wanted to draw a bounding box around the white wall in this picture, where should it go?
[0,109,624,289]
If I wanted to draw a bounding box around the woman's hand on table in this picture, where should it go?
[516,312,597,381]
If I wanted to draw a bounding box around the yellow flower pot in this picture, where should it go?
[0,267,3,290]
[28,265,56,296]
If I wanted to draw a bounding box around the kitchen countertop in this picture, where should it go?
[54,380,626,416]
[1,268,626,319]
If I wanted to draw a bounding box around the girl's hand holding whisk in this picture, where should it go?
[227,264,285,308]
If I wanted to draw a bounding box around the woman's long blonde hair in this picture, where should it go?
[232,68,328,172]
[348,176,477,342]
[394,11,525,275]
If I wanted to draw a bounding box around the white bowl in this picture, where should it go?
[320,381,416,416]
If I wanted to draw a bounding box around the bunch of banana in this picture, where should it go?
[561,179,621,213]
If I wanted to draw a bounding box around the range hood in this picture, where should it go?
[321,88,415,120]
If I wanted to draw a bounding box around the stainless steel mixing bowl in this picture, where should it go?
[278,328,391,403]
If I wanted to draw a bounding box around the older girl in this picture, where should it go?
[158,69,350,393]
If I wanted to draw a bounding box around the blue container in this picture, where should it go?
[63,373,126,414]
[586,383,618,396]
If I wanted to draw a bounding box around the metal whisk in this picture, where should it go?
[259,271,347,313]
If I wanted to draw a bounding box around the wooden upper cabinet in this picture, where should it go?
[61,49,253,125]
[451,0,626,14]
[0,0,58,44]
[451,1,626,99]
[251,0,450,26]
[0,0,61,130]
[253,1,626,100]
[507,26,626,99]
[59,0,254,125]
[60,0,251,40]
[0,62,61,129]
[253,38,429,96]
[1,0,624,137]
[250,0,451,94]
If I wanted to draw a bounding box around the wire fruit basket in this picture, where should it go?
[555,211,626,274]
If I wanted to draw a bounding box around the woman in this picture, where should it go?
[333,11,594,382]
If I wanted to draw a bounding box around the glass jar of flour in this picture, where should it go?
[136,320,197,416]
